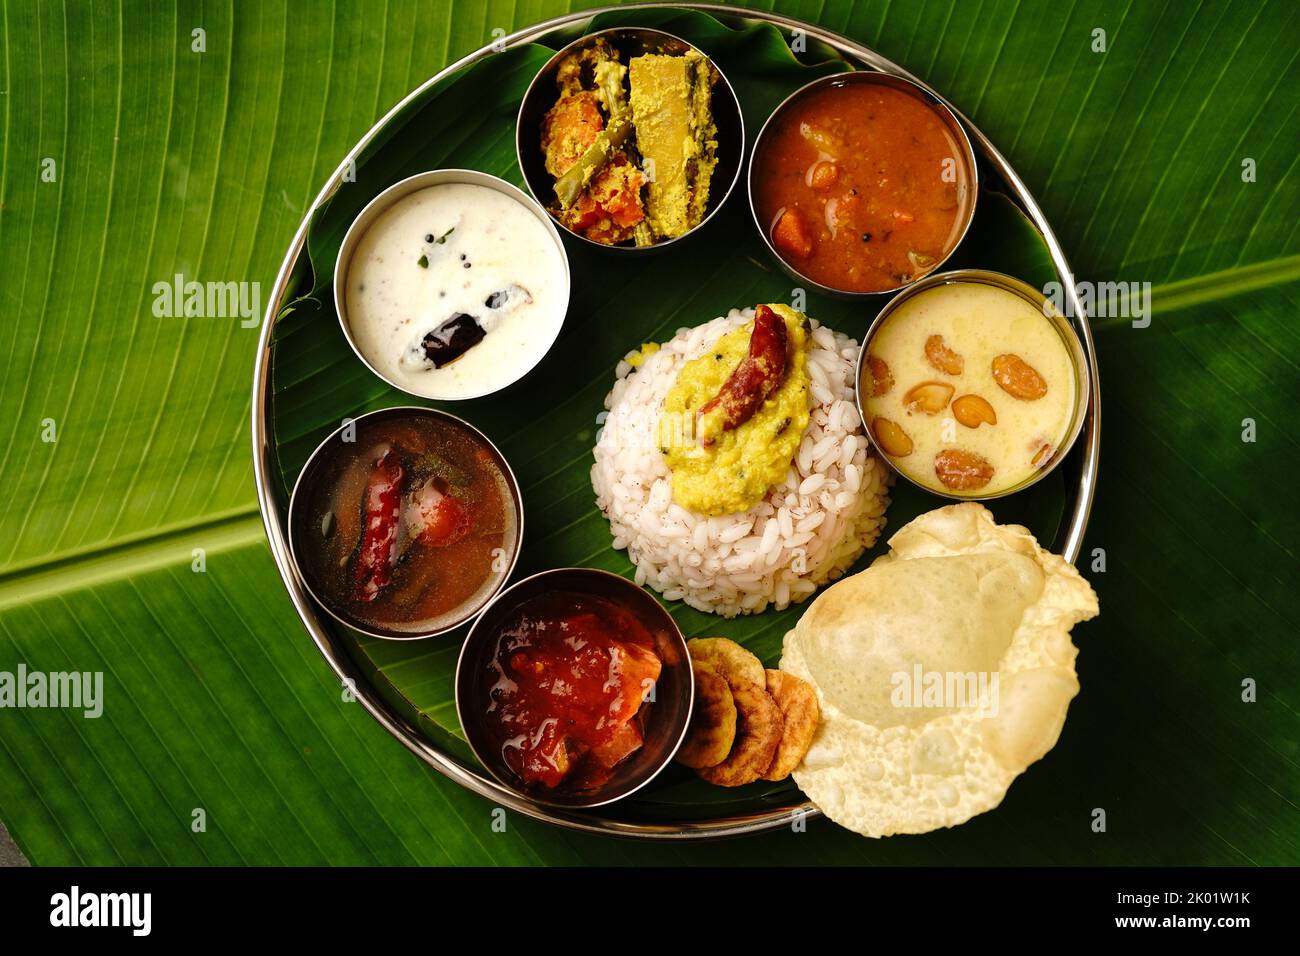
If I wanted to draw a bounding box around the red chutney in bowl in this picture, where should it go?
[483,591,662,791]
[753,79,974,293]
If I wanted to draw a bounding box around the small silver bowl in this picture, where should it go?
[855,269,1090,500]
[749,70,978,299]
[333,169,571,400]
[455,568,694,809]
[287,406,524,640]
[515,27,745,253]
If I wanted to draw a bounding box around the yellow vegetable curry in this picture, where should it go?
[659,304,811,515]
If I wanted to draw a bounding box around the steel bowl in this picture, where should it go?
[749,70,979,299]
[515,26,745,253]
[333,169,571,401]
[455,567,694,809]
[287,406,524,640]
[854,269,1091,500]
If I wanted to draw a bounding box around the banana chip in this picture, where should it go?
[761,669,819,782]
[675,660,737,769]
[697,679,783,787]
[687,637,765,689]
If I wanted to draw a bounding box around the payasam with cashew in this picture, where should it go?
[862,281,1079,496]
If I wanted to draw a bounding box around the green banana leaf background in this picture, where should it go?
[0,0,1296,865]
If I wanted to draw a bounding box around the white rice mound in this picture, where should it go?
[591,308,893,618]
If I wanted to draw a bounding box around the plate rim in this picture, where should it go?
[249,1,1101,841]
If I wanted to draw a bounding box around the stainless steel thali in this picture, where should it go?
[251,2,1100,840]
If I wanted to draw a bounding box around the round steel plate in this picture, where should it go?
[251,2,1100,840]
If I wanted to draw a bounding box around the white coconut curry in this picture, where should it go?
[344,183,567,399]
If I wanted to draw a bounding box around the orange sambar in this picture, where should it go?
[754,81,973,293]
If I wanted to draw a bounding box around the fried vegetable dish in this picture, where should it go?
[540,38,718,245]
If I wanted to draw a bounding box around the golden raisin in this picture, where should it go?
[904,380,955,415]
[925,335,964,375]
[865,354,894,397]
[871,417,913,457]
[992,354,1048,400]
[952,394,998,428]
[934,449,994,491]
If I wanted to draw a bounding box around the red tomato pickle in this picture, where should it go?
[754,82,972,293]
[484,591,663,790]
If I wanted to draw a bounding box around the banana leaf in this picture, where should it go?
[0,0,1295,866]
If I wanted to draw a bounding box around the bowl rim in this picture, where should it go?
[747,69,980,299]
[854,267,1092,501]
[286,404,525,641]
[454,566,695,809]
[513,25,746,253]
[332,168,572,401]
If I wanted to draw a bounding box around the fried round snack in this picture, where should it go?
[675,661,737,769]
[687,637,765,689]
[697,679,783,787]
[780,502,1100,837]
[761,669,820,781]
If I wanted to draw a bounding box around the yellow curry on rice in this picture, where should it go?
[659,304,811,516]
